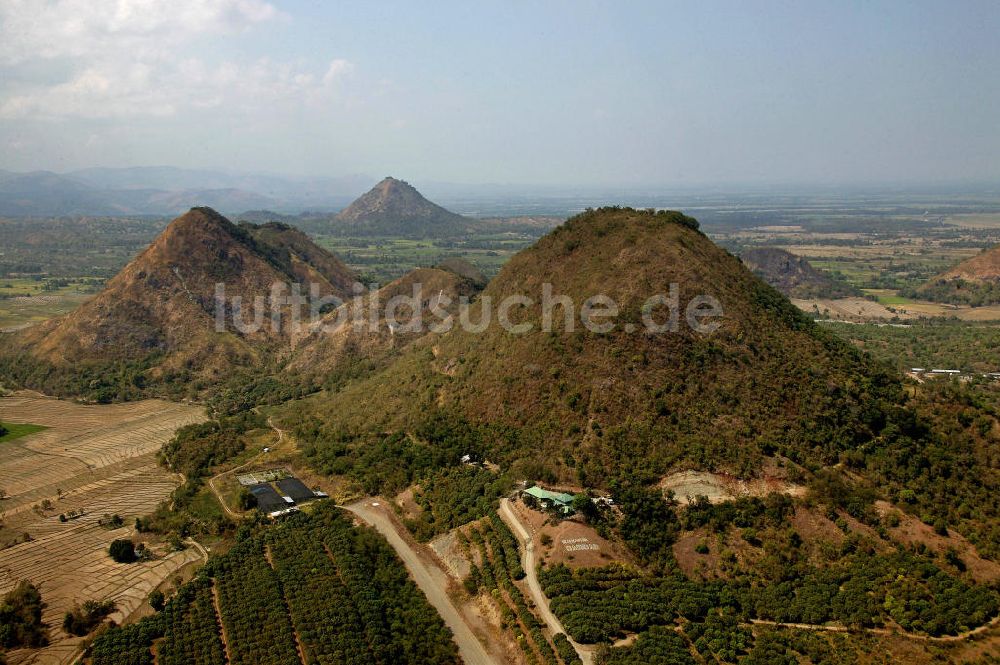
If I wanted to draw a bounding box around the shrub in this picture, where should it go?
[109,539,137,563]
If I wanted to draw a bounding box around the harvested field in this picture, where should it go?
[793,296,1000,322]
[0,391,207,665]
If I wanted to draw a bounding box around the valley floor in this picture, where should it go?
[0,392,207,664]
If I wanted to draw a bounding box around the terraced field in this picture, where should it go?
[0,392,207,665]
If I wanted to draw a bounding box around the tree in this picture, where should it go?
[0,581,48,649]
[238,487,258,511]
[0,422,7,438]
[109,539,137,563]
[148,590,165,612]
[572,493,598,521]
[62,599,116,636]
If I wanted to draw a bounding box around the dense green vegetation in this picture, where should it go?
[214,537,300,664]
[156,579,226,665]
[139,411,264,537]
[864,380,1000,558]
[404,466,513,540]
[824,319,1000,373]
[62,599,116,636]
[0,581,47,652]
[88,503,459,665]
[108,539,137,563]
[540,541,997,645]
[596,626,693,665]
[0,351,161,403]
[296,410,513,493]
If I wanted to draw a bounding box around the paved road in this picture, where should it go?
[344,500,499,665]
[498,498,594,665]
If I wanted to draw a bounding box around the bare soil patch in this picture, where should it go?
[509,500,630,569]
[659,470,805,505]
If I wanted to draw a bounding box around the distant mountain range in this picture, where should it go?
[0,167,375,216]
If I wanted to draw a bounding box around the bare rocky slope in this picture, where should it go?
[1,207,356,399]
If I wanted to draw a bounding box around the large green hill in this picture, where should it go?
[281,207,903,485]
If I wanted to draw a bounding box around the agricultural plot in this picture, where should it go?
[0,392,206,509]
[87,503,461,665]
[0,391,206,664]
[0,278,100,332]
[459,514,582,665]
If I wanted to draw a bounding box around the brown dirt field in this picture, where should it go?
[429,528,472,580]
[393,486,423,522]
[793,297,915,321]
[673,528,723,579]
[0,391,207,665]
[509,499,630,569]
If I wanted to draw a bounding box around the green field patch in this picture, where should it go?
[863,289,914,305]
[0,422,48,442]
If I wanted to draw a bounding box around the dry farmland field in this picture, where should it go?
[0,391,207,665]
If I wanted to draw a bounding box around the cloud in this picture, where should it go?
[0,0,352,119]
[0,0,281,64]
[323,59,354,86]
[0,57,356,119]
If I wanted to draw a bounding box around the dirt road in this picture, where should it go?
[498,498,594,665]
[205,416,283,518]
[344,500,499,665]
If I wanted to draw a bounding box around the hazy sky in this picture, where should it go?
[1,0,998,186]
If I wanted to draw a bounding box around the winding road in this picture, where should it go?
[205,417,282,518]
[343,500,499,665]
[498,498,595,665]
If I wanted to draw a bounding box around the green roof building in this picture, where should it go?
[523,486,576,513]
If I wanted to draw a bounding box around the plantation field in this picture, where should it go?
[87,503,461,665]
[0,392,207,665]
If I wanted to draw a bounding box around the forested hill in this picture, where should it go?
[282,207,906,486]
[910,243,1000,305]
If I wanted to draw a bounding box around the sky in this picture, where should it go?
[1,0,998,187]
